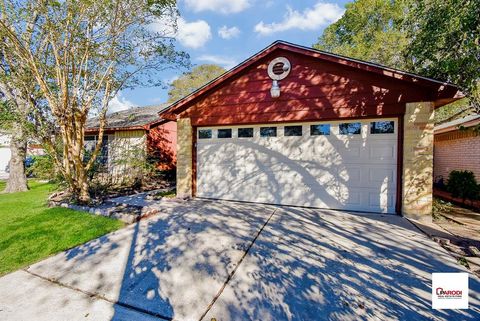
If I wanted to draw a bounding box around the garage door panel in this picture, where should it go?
[369,144,396,162]
[368,192,395,208]
[197,119,398,213]
[369,168,396,184]
[344,192,362,205]
[303,165,391,188]
[198,169,397,213]
[336,145,362,159]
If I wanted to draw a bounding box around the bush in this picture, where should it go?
[446,170,480,202]
[27,155,61,181]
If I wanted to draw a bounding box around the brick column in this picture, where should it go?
[402,102,435,222]
[176,118,193,197]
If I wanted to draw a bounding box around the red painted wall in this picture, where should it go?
[147,121,177,170]
[179,49,434,126]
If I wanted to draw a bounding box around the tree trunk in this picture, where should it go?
[78,170,90,203]
[4,123,28,193]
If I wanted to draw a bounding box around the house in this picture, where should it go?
[160,41,462,222]
[0,133,10,177]
[85,104,177,179]
[0,133,45,179]
[434,114,480,184]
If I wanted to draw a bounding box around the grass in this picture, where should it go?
[432,197,454,220]
[0,180,124,275]
[155,189,176,198]
[457,256,470,269]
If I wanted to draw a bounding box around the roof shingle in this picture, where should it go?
[86,104,168,130]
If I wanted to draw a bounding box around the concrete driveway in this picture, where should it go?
[1,199,479,321]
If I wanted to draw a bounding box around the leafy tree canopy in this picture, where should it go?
[0,101,14,130]
[314,0,479,116]
[168,64,226,103]
[314,0,411,70]
[405,0,480,112]
[0,0,189,201]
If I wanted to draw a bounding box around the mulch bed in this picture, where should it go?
[433,188,480,212]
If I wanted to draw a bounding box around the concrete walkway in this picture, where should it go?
[1,199,480,321]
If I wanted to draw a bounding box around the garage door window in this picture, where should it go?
[218,129,232,138]
[371,121,394,134]
[198,129,212,139]
[238,128,254,138]
[310,124,330,136]
[339,122,361,135]
[260,127,277,137]
[284,125,302,136]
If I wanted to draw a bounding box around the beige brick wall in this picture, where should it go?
[434,132,480,182]
[176,118,193,197]
[403,102,434,222]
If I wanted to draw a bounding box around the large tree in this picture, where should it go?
[314,0,479,117]
[0,0,188,202]
[168,64,226,103]
[314,0,411,70]
[0,101,28,193]
[404,0,480,112]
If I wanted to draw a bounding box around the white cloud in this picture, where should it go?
[254,2,344,36]
[197,55,238,69]
[218,26,241,39]
[108,93,134,114]
[150,16,211,49]
[264,1,274,8]
[177,18,212,49]
[183,0,251,14]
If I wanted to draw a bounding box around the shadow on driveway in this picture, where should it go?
[205,207,480,320]
[22,200,480,321]
[27,199,275,320]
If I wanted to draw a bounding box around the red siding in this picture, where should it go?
[147,121,177,170]
[179,49,433,126]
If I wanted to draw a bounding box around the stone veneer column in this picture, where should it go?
[176,118,193,197]
[402,102,435,222]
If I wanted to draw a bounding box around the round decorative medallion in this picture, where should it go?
[267,57,291,81]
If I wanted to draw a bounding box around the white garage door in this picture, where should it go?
[196,118,398,213]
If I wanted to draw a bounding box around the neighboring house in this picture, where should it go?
[434,114,480,183]
[0,133,11,176]
[85,104,177,179]
[0,134,44,178]
[161,41,461,222]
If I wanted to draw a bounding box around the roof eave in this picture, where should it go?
[85,125,147,133]
[434,118,480,134]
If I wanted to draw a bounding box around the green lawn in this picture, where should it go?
[0,180,124,275]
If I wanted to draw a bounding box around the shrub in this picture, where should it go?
[27,155,61,181]
[446,170,480,202]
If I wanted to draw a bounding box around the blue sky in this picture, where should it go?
[111,1,351,112]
